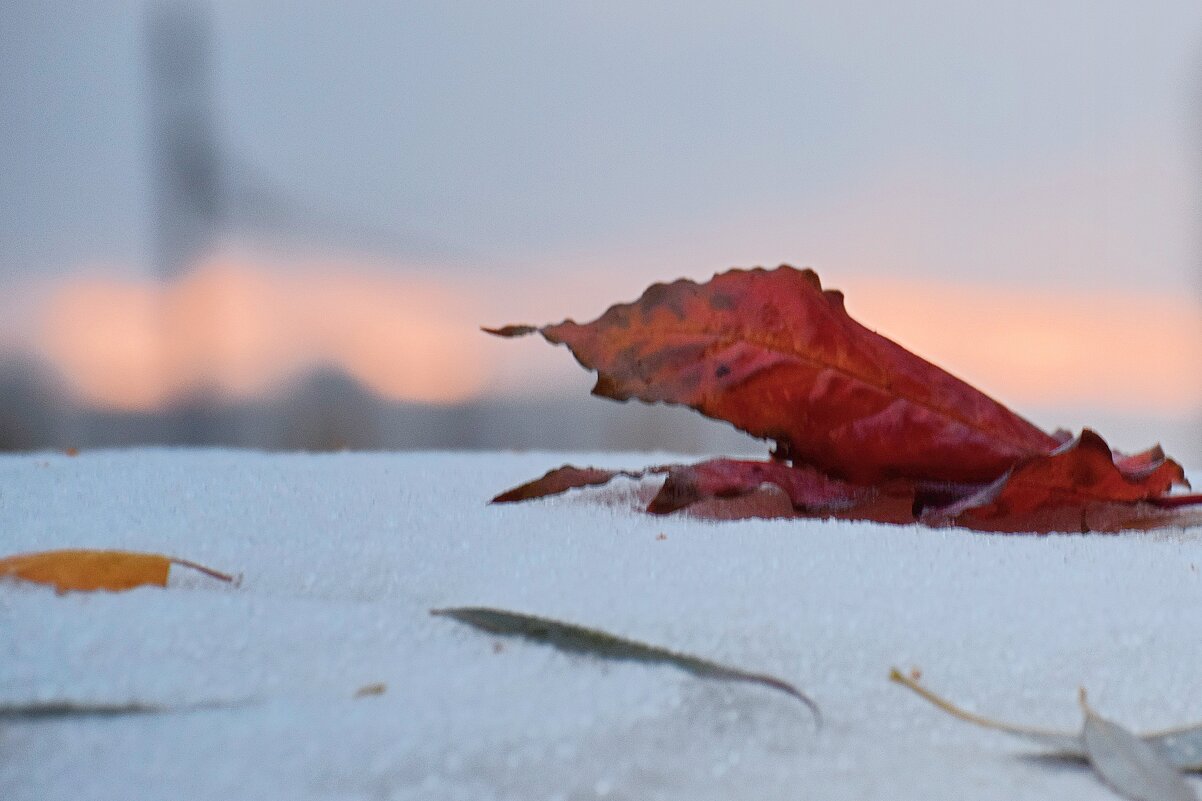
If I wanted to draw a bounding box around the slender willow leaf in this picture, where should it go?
[354,683,387,699]
[432,606,820,725]
[0,701,164,719]
[0,698,247,720]
[1080,689,1196,801]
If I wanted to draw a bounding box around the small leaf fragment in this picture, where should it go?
[492,465,654,503]
[433,606,820,725]
[354,683,387,699]
[0,549,237,593]
[1080,689,1196,801]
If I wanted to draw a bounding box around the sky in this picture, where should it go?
[3,1,1199,282]
[1,1,1201,446]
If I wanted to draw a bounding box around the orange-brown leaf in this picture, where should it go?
[489,266,1058,484]
[0,549,236,593]
[925,430,1191,533]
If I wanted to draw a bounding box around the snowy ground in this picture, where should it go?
[4,449,1202,800]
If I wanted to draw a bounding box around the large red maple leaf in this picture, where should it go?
[489,266,1199,533]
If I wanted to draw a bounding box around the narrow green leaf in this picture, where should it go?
[0,698,247,720]
[432,606,820,725]
[0,701,164,719]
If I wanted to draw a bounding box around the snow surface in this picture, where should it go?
[4,449,1202,801]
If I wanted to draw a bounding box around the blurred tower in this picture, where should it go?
[144,2,226,443]
[145,1,223,279]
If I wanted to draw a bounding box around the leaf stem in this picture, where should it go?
[889,668,1074,738]
[168,558,239,585]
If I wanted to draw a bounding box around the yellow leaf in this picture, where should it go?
[0,549,235,593]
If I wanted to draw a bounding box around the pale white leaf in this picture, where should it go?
[1081,690,1196,801]
[1146,727,1202,772]
[890,668,1202,772]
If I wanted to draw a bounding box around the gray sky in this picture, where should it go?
[2,1,1201,288]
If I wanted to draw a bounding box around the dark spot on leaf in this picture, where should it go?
[709,292,736,310]
[715,364,731,379]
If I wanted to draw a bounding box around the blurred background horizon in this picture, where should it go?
[3,1,1201,458]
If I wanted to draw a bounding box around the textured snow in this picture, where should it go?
[3,449,1202,800]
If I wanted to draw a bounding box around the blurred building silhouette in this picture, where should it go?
[0,3,754,456]
[146,2,223,279]
[0,357,763,455]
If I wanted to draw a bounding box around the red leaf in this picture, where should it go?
[491,445,1202,533]
[924,430,1192,533]
[646,458,872,515]
[488,267,1202,534]
[493,458,906,523]
[488,266,1057,484]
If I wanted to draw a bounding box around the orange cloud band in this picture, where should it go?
[37,257,489,409]
[11,256,1202,417]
